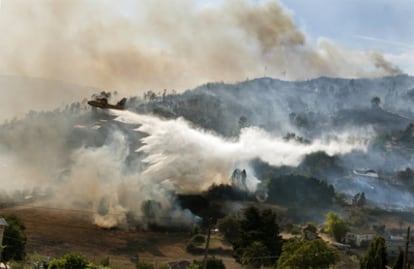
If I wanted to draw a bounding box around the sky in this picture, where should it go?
[0,0,412,120]
[278,0,414,74]
[201,0,414,75]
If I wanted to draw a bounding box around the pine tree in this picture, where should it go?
[360,236,388,269]
[393,249,404,269]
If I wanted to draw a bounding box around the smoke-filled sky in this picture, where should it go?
[0,0,412,120]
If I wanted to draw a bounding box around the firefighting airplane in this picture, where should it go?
[87,97,126,110]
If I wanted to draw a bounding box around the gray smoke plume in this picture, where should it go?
[0,105,368,228]
[0,0,403,121]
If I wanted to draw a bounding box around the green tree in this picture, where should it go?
[188,257,225,269]
[325,212,348,242]
[217,217,240,244]
[359,236,388,269]
[48,253,92,269]
[1,214,26,263]
[233,206,282,268]
[277,238,339,269]
[393,248,404,269]
[240,241,269,269]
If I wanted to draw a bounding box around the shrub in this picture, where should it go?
[47,253,92,269]
[325,212,348,243]
[136,261,154,269]
[99,256,110,267]
[186,242,203,255]
[191,234,206,244]
[217,217,240,244]
[188,257,225,269]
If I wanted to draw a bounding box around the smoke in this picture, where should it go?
[0,106,365,228]
[112,110,367,193]
[0,0,402,104]
[0,98,397,228]
[0,112,202,228]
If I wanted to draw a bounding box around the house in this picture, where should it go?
[345,232,376,247]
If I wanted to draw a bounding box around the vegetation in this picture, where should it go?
[232,206,282,268]
[266,174,336,208]
[252,160,337,210]
[277,238,339,269]
[348,208,368,226]
[302,223,319,240]
[191,234,206,244]
[300,151,344,178]
[205,184,252,201]
[186,234,207,254]
[48,253,92,269]
[1,214,26,263]
[396,167,414,188]
[325,212,349,243]
[188,257,226,269]
[352,192,366,207]
[135,261,154,269]
[393,248,404,269]
[359,236,388,269]
[217,217,241,244]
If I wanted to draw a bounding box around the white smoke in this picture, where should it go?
[62,130,200,228]
[0,106,370,228]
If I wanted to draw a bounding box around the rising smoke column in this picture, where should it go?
[0,0,402,100]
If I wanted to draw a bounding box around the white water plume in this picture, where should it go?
[112,110,368,192]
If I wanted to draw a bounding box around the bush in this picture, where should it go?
[191,224,201,236]
[186,242,203,255]
[48,253,92,269]
[217,217,240,244]
[136,261,154,269]
[191,234,206,244]
[325,212,348,243]
[99,256,110,267]
[277,239,339,269]
[188,257,225,269]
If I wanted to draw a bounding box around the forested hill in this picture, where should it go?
[1,75,414,217]
[131,75,414,137]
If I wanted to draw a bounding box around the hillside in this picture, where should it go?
[0,75,414,267]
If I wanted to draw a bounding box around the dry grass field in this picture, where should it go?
[0,204,241,269]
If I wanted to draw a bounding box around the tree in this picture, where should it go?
[371,96,381,108]
[277,238,339,269]
[238,116,248,130]
[217,217,240,244]
[1,214,26,263]
[48,253,91,269]
[188,257,225,269]
[232,206,282,268]
[359,236,388,269]
[352,192,366,207]
[302,223,319,240]
[393,248,404,269]
[240,241,269,269]
[325,212,348,243]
